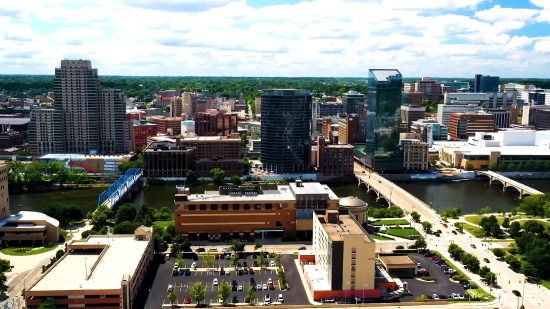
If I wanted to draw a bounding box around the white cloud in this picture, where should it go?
[0,0,549,77]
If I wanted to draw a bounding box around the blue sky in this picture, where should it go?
[0,0,549,77]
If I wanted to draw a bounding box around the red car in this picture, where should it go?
[269,283,275,290]
[443,223,448,228]
[431,256,438,260]
[184,296,191,304]
[249,268,254,274]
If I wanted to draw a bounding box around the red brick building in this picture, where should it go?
[133,123,158,149]
[195,110,238,136]
[126,110,146,121]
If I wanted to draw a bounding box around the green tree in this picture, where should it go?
[519,194,549,216]
[230,254,239,268]
[186,169,198,183]
[410,211,421,222]
[453,222,463,233]
[134,203,152,224]
[245,286,256,303]
[421,221,432,233]
[229,239,245,253]
[509,221,521,237]
[414,238,427,250]
[0,259,11,273]
[491,248,506,258]
[478,265,490,278]
[477,206,491,215]
[242,157,251,174]
[167,289,177,306]
[43,203,83,225]
[113,221,140,234]
[256,250,265,267]
[210,168,226,185]
[189,281,207,304]
[522,220,545,236]
[502,217,510,228]
[37,298,56,309]
[254,241,263,252]
[460,253,480,273]
[171,235,192,253]
[488,162,499,171]
[203,252,215,268]
[91,205,114,229]
[115,203,137,224]
[231,175,243,185]
[465,163,474,171]
[218,279,231,303]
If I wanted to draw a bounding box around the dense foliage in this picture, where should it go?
[368,206,404,218]
[7,161,89,193]
[448,243,497,284]
[43,203,83,225]
[489,161,550,171]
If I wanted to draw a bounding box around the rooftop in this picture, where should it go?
[149,136,240,143]
[30,234,150,292]
[39,154,134,160]
[185,184,295,202]
[303,264,331,291]
[369,69,401,82]
[0,211,59,228]
[318,212,372,242]
[378,254,417,267]
[0,118,30,125]
[288,182,339,199]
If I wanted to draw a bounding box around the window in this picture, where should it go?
[275,221,282,227]
[222,204,229,210]
[254,204,261,209]
[211,204,218,210]
[189,205,196,211]
[233,204,239,210]
[199,204,207,211]
[265,204,272,209]
[244,204,251,210]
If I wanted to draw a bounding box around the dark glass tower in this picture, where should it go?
[474,74,500,93]
[342,91,365,115]
[260,89,312,174]
[364,69,404,172]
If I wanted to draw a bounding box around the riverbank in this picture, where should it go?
[9,182,110,195]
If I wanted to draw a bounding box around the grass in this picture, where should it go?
[542,280,550,290]
[385,227,423,239]
[371,219,410,226]
[464,215,505,226]
[462,224,485,237]
[370,234,394,241]
[481,239,513,243]
[1,245,59,256]
[153,220,173,230]
[518,219,550,229]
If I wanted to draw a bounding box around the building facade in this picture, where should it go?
[363,69,403,172]
[483,109,511,129]
[436,104,479,127]
[448,113,495,141]
[151,117,182,135]
[400,105,426,130]
[99,89,133,154]
[400,139,429,171]
[474,74,500,93]
[315,137,354,177]
[342,91,365,115]
[170,96,183,118]
[318,102,344,117]
[535,109,550,130]
[28,109,64,155]
[194,111,238,136]
[132,123,157,149]
[337,114,365,145]
[415,77,442,99]
[401,92,422,106]
[260,89,312,174]
[143,142,196,178]
[0,164,8,220]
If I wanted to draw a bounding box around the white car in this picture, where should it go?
[225,270,231,275]
[256,284,262,290]
[269,261,276,267]
[167,285,173,292]
[267,278,273,284]
[264,295,271,302]
[432,294,439,300]
[238,285,243,291]
[209,247,217,252]
[222,248,229,252]
[191,262,197,268]
[452,293,464,299]
[277,294,284,303]
[213,278,218,286]
[262,283,268,290]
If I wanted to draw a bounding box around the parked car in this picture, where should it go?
[213,279,219,286]
[238,285,243,291]
[232,296,238,304]
[196,248,206,253]
[483,258,490,263]
[452,230,457,235]
[277,294,284,303]
[431,294,440,300]
[184,296,191,304]
[264,295,271,303]
[298,246,306,250]
[395,245,405,249]
[269,283,275,290]
[471,244,477,249]
[262,284,268,290]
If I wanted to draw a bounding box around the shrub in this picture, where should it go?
[421,276,436,281]
[452,275,464,281]
[414,296,428,302]
[81,230,99,239]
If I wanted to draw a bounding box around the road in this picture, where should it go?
[355,167,550,309]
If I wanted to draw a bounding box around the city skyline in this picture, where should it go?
[0,0,549,77]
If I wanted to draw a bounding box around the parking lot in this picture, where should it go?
[138,253,309,308]
[396,253,467,301]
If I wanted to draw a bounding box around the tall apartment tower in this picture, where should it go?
[170,96,183,118]
[260,89,312,174]
[342,91,365,115]
[98,89,133,153]
[0,164,9,219]
[28,109,64,155]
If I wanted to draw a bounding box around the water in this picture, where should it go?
[9,178,550,216]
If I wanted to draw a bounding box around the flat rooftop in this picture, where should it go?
[30,235,149,291]
[434,141,550,156]
[303,264,331,291]
[186,184,295,202]
[378,255,416,267]
[288,182,339,200]
[149,136,239,143]
[319,213,372,242]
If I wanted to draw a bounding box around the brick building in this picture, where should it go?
[133,123,157,149]
[151,117,182,135]
[449,113,495,141]
[195,110,238,136]
[315,137,354,177]
[142,142,195,178]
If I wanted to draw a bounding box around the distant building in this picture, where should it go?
[436,104,480,127]
[535,109,550,130]
[341,91,365,115]
[315,137,354,177]
[474,74,500,93]
[483,109,511,129]
[195,110,238,136]
[415,77,442,100]
[520,89,550,105]
[440,81,470,91]
[337,114,365,145]
[148,135,241,160]
[0,131,24,149]
[401,92,422,106]
[401,139,429,171]
[448,113,495,141]
[0,211,59,245]
[143,141,196,178]
[98,89,133,154]
[151,117,182,135]
[400,106,426,131]
[318,102,344,117]
[133,123,157,149]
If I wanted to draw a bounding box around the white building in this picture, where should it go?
[180,120,195,137]
[436,104,480,127]
[444,93,488,105]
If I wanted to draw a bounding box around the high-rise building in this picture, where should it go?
[362,69,403,172]
[474,74,500,93]
[98,89,133,153]
[194,110,238,136]
[436,104,480,127]
[342,91,365,115]
[28,109,64,155]
[261,89,312,174]
[415,77,442,99]
[448,113,495,141]
[170,96,183,118]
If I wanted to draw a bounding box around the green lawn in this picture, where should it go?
[518,219,550,229]
[153,220,173,230]
[370,234,394,241]
[385,227,423,239]
[1,245,59,256]
[371,219,410,226]
[463,224,485,237]
[464,215,505,226]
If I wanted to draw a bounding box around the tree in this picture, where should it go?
[134,203,152,224]
[186,169,198,183]
[441,207,461,219]
[0,259,10,273]
[519,194,550,216]
[231,175,243,185]
[172,235,192,253]
[254,241,263,252]
[203,252,215,269]
[488,162,499,171]
[43,203,83,225]
[257,250,265,267]
[490,223,501,237]
[460,253,480,273]
[210,168,226,185]
[522,220,544,236]
[230,254,239,268]
[167,289,177,306]
[477,206,491,215]
[410,211,421,222]
[91,204,114,229]
[229,239,245,253]
[189,281,207,304]
[218,279,231,303]
[245,286,256,303]
[421,221,432,233]
[113,221,140,234]
[37,298,56,309]
[502,217,510,228]
[115,203,137,224]
[465,163,474,171]
[242,157,251,174]
[491,248,506,258]
[509,221,521,237]
[478,265,490,278]
[453,222,463,233]
[414,238,427,250]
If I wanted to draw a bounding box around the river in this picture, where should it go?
[9,179,550,216]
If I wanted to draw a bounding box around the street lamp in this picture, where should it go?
[362,284,368,304]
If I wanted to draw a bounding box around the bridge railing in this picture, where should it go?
[97,168,142,208]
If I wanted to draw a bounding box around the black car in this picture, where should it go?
[483,258,490,263]
[395,245,405,249]
[232,285,237,291]
[512,290,522,297]
[298,246,306,250]
[471,244,477,249]
[242,262,248,267]
[452,230,457,235]
[196,248,206,253]
[184,268,191,276]
[232,296,238,303]
[243,268,249,275]
[237,262,242,267]
[237,269,243,275]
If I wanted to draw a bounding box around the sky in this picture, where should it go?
[1,0,550,78]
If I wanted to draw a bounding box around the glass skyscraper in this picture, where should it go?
[474,74,500,93]
[363,69,404,171]
[260,89,312,174]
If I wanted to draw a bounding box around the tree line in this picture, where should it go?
[489,161,550,172]
[7,161,89,193]
[448,243,498,286]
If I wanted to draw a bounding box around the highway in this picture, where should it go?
[355,166,550,309]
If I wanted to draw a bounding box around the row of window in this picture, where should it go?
[186,203,282,211]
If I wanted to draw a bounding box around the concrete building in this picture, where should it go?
[126,110,146,121]
[182,92,197,115]
[302,209,375,299]
[132,122,157,149]
[400,139,429,171]
[401,92,422,106]
[474,74,500,93]
[254,97,261,116]
[444,93,489,106]
[483,109,511,129]
[148,135,241,160]
[318,102,344,117]
[237,121,261,138]
[522,105,550,126]
[403,83,415,93]
[180,120,195,137]
[314,137,354,177]
[449,113,495,141]
[501,83,528,94]
[25,227,154,309]
[400,105,426,130]
[337,114,365,145]
[0,211,59,246]
[342,91,365,115]
[535,109,550,130]
[99,89,133,154]
[28,108,64,155]
[151,117,182,135]
[170,96,184,118]
[520,89,550,105]
[174,180,340,240]
[415,77,442,99]
[436,104,480,127]
[194,110,238,136]
[0,164,8,220]
[142,141,195,178]
[261,90,312,174]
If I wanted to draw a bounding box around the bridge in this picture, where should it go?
[476,171,542,196]
[97,168,143,209]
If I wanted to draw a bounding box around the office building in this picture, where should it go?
[321,117,339,144]
[362,69,403,172]
[132,123,157,149]
[126,110,146,121]
[302,209,375,299]
[440,81,470,91]
[148,135,241,160]
[403,83,415,93]
[318,102,344,117]
[535,109,550,130]
[501,83,528,94]
[484,93,517,108]
[415,77,442,100]
[400,105,426,130]
[260,89,312,174]
[483,109,511,129]
[522,105,550,126]
[170,96,184,118]
[401,92,422,106]
[444,93,489,106]
[436,104,480,127]
[181,120,195,137]
[174,180,340,239]
[314,137,354,177]
[0,165,8,220]
[448,113,495,141]
[182,92,197,115]
[0,131,24,149]
[143,142,196,178]
[0,211,59,245]
[474,74,500,93]
[194,110,238,136]
[151,117,182,135]
[25,227,154,309]
[337,114,365,145]
[400,139,429,171]
[98,89,133,154]
[342,91,365,115]
[237,121,261,138]
[520,89,550,105]
[254,97,261,116]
